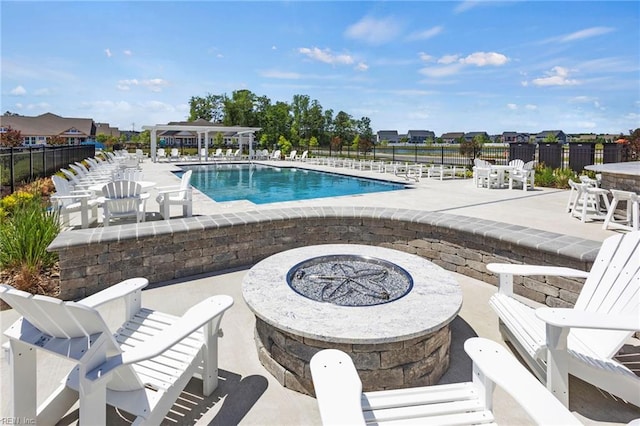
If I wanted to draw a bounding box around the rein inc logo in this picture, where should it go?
[0,419,35,425]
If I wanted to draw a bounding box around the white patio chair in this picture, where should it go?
[508,158,525,169]
[567,180,610,223]
[156,170,193,220]
[508,160,535,191]
[474,166,500,188]
[99,180,149,227]
[285,150,297,161]
[270,149,281,160]
[488,231,640,407]
[603,189,640,231]
[0,278,233,426]
[115,167,144,182]
[212,148,223,159]
[157,148,167,161]
[299,150,308,161]
[310,337,581,425]
[50,175,99,229]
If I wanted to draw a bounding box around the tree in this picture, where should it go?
[188,93,225,122]
[544,133,558,143]
[223,89,259,127]
[459,134,487,159]
[627,128,640,160]
[277,135,292,155]
[333,111,354,152]
[48,135,66,145]
[0,126,22,147]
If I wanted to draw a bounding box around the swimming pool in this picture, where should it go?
[179,164,407,204]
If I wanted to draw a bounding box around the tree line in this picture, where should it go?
[188,90,374,153]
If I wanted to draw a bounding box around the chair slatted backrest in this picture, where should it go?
[573,232,640,358]
[52,175,74,205]
[0,285,111,339]
[103,181,142,215]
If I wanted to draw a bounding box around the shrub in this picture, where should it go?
[0,191,60,291]
[553,168,577,189]
[534,164,556,187]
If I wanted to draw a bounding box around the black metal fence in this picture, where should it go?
[314,143,632,172]
[0,145,96,196]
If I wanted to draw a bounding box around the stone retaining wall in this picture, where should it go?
[48,207,602,308]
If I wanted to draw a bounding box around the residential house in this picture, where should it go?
[407,130,436,144]
[535,130,567,144]
[0,112,96,145]
[502,132,531,143]
[95,123,121,139]
[376,130,399,144]
[440,132,465,144]
[464,131,490,142]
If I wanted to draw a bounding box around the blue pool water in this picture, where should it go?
[179,164,406,204]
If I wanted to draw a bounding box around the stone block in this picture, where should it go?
[272,343,305,377]
[360,368,404,391]
[523,277,559,297]
[380,342,425,368]
[284,370,314,396]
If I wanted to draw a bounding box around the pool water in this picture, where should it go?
[179,164,406,204]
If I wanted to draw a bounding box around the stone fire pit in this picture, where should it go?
[242,244,463,395]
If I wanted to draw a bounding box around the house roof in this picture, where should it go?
[441,132,465,139]
[0,112,94,137]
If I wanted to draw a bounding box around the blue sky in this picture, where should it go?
[2,1,639,136]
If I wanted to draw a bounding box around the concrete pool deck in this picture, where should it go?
[1,158,638,424]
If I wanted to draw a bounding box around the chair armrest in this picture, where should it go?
[86,295,233,381]
[486,263,590,278]
[310,349,367,426]
[77,278,149,309]
[535,307,640,331]
[155,184,180,191]
[464,338,581,425]
[51,193,93,200]
[156,186,190,195]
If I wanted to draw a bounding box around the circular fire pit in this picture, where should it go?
[242,244,462,395]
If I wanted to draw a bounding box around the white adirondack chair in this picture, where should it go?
[100,180,149,227]
[310,337,581,425]
[0,278,233,426]
[508,160,535,191]
[156,170,193,219]
[270,150,281,160]
[50,175,99,229]
[285,150,297,160]
[488,231,640,407]
[169,148,180,161]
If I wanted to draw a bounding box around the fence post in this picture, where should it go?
[392,146,396,162]
[29,146,34,181]
[414,145,418,163]
[10,147,15,193]
[440,146,444,165]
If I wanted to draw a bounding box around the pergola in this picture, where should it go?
[142,124,261,162]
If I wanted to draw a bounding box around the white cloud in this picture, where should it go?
[418,52,434,62]
[344,16,401,44]
[560,26,614,42]
[34,88,52,96]
[25,102,50,110]
[525,104,538,111]
[355,62,369,71]
[271,46,277,50]
[298,47,354,65]
[507,103,517,110]
[10,85,26,96]
[421,51,509,78]
[460,52,508,67]
[407,26,443,41]
[116,78,169,92]
[105,48,112,58]
[454,1,479,13]
[438,54,459,65]
[569,96,595,103]
[123,50,132,56]
[419,63,464,78]
[531,67,579,86]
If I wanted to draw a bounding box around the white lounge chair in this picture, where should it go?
[212,148,223,159]
[488,231,640,407]
[50,175,99,229]
[310,337,581,425]
[156,170,193,220]
[285,150,297,161]
[298,150,308,161]
[169,148,180,161]
[0,278,233,426]
[270,150,281,160]
[157,148,167,161]
[99,180,149,227]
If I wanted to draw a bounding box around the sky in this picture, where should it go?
[1,1,639,136]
